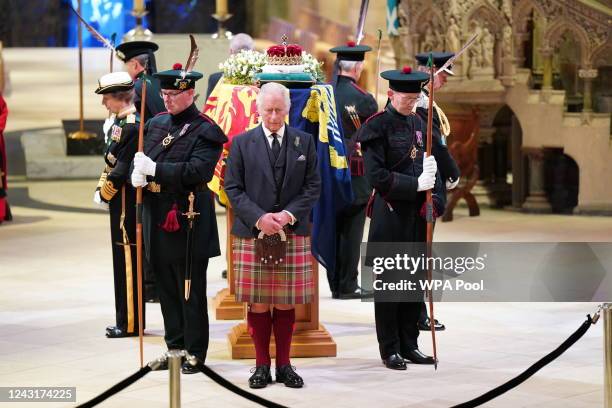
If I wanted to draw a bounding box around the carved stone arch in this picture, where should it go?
[589,42,612,69]
[513,0,547,34]
[412,5,446,52]
[544,19,590,66]
[412,5,445,32]
[463,1,506,35]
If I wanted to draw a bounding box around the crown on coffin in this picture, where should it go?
[266,34,303,66]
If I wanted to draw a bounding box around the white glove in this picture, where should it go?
[422,154,437,176]
[446,177,460,190]
[133,152,157,176]
[417,171,435,191]
[131,170,148,187]
[417,154,437,192]
[93,190,109,210]
[103,114,115,144]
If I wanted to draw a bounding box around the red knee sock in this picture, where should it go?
[247,311,272,366]
[273,308,295,368]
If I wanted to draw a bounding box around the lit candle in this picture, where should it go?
[134,0,145,13]
[216,0,228,15]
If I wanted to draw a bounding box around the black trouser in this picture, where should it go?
[375,301,421,359]
[331,202,367,293]
[153,258,209,361]
[109,186,145,333]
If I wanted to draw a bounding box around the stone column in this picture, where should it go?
[540,46,554,90]
[578,68,598,112]
[522,147,552,213]
[511,115,524,209]
[514,31,528,67]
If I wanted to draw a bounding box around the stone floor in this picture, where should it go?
[1,48,610,407]
[1,179,610,408]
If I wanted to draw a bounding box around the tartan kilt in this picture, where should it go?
[233,232,314,304]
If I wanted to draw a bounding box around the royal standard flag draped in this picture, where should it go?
[289,85,354,272]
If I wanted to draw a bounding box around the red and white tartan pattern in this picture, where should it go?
[233,233,314,304]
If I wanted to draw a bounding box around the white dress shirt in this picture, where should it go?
[255,123,295,229]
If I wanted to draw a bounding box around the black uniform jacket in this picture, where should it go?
[99,113,139,203]
[142,104,228,263]
[334,75,378,204]
[358,104,446,244]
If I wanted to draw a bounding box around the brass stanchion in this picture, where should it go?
[604,303,611,408]
[69,0,96,140]
[168,350,183,408]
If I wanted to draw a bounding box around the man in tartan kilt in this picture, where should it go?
[224,82,321,389]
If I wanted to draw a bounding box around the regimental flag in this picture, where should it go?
[387,0,400,36]
[289,85,354,273]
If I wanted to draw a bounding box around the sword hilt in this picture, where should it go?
[182,191,200,222]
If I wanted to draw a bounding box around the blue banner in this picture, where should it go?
[288,85,354,273]
[67,0,148,47]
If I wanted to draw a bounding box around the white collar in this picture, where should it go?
[262,124,286,142]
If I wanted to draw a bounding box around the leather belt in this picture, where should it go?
[146,182,209,194]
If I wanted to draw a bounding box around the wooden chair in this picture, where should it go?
[442,108,481,222]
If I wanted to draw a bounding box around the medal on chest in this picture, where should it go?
[111,125,122,142]
[410,145,417,160]
[416,130,423,147]
[107,152,117,165]
[161,123,190,149]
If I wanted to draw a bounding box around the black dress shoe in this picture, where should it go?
[105,327,138,338]
[181,359,203,374]
[418,318,446,331]
[331,291,340,299]
[382,353,407,370]
[221,269,227,279]
[275,365,304,388]
[248,365,272,389]
[403,349,436,365]
[338,287,374,299]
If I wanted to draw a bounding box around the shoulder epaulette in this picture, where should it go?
[350,81,368,95]
[364,111,384,125]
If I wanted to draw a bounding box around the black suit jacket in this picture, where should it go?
[206,71,223,99]
[224,124,321,238]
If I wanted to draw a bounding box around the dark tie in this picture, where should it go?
[271,133,281,161]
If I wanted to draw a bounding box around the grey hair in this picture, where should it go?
[132,54,149,67]
[339,60,361,72]
[111,89,135,104]
[256,82,291,112]
[230,33,255,54]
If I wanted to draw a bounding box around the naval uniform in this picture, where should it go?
[97,107,143,335]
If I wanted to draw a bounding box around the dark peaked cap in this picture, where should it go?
[115,40,159,62]
[381,66,429,93]
[330,41,372,61]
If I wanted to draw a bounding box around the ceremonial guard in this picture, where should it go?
[115,40,165,301]
[115,41,165,124]
[414,52,461,331]
[93,72,143,338]
[328,42,378,299]
[130,63,227,374]
[224,82,321,389]
[359,67,445,370]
